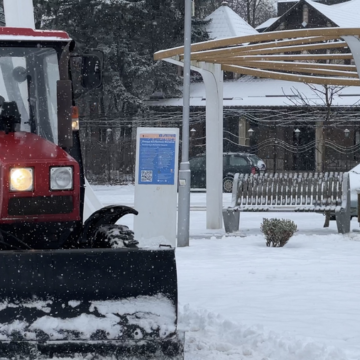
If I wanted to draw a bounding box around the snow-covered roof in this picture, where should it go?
[0,27,70,41]
[256,17,279,30]
[146,76,360,108]
[205,2,257,39]
[306,0,360,27]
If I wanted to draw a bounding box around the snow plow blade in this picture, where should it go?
[0,248,184,359]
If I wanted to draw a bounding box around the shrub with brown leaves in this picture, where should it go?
[260,218,297,247]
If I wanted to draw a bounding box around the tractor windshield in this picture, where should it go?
[0,47,59,144]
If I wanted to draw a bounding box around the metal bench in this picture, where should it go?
[222,172,351,234]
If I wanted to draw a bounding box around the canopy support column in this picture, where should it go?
[198,63,224,229]
[342,36,360,78]
[164,58,224,231]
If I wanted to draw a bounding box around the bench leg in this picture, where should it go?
[335,209,351,234]
[335,171,351,234]
[323,211,330,228]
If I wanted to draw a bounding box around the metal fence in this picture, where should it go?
[79,109,360,184]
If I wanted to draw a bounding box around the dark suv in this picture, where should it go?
[189,152,266,192]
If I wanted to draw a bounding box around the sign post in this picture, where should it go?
[134,128,179,247]
[177,0,192,247]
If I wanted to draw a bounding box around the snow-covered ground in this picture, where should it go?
[94,185,360,360]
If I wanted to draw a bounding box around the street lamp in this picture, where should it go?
[106,128,112,143]
[294,128,301,171]
[106,128,113,183]
[190,128,196,156]
[177,0,192,247]
[344,128,350,170]
[247,128,254,155]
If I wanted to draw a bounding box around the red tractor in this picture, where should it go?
[0,27,183,359]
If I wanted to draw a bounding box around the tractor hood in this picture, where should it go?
[0,131,75,164]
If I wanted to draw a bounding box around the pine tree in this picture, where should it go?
[34,0,200,117]
[33,0,210,182]
[33,0,209,122]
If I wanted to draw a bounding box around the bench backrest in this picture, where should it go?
[231,172,345,208]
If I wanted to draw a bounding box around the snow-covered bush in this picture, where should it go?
[260,218,297,247]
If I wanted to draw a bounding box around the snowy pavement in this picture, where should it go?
[93,184,360,360]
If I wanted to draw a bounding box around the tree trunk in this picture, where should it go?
[246,0,251,24]
[315,122,324,172]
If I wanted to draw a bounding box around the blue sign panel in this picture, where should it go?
[138,133,176,185]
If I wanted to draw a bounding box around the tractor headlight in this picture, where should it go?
[50,167,73,190]
[10,168,34,191]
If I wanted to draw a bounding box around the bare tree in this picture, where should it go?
[193,0,222,17]
[286,84,347,172]
[194,0,275,27]
[226,0,276,27]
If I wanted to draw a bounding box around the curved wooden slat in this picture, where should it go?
[154,28,360,60]
[197,53,353,62]
[222,64,360,86]
[219,60,358,77]
[221,60,357,71]
[187,40,347,60]
[154,27,360,86]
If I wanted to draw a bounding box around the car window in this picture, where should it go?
[248,154,260,163]
[229,156,248,166]
[247,156,258,165]
[249,154,260,161]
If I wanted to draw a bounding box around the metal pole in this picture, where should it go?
[297,143,299,171]
[273,125,277,174]
[177,0,192,247]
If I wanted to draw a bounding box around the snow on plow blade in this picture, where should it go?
[0,248,184,359]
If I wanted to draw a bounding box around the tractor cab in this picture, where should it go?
[0,29,101,147]
[0,28,102,249]
[0,45,60,141]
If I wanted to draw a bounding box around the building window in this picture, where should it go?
[302,5,308,25]
[355,130,360,145]
[238,118,250,146]
[354,130,360,160]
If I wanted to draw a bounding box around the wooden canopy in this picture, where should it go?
[154,28,360,86]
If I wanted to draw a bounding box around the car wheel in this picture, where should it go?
[223,177,234,193]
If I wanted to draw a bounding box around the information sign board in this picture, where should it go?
[134,128,179,247]
[138,134,176,185]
